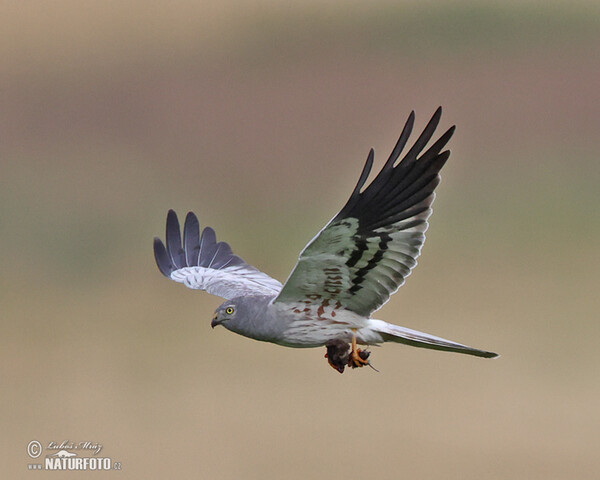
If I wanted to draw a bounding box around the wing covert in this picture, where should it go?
[274,108,454,316]
[154,210,282,299]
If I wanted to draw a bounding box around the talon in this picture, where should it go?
[348,332,371,369]
[358,350,370,361]
[349,348,370,368]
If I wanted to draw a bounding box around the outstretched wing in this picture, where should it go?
[154,210,282,299]
[274,107,454,317]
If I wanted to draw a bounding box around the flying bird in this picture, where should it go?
[154,108,498,373]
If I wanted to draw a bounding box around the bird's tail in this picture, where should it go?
[368,319,498,358]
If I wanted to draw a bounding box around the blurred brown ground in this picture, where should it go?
[1,1,599,479]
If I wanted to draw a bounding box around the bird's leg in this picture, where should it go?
[348,330,370,368]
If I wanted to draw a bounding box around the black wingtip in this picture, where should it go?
[154,209,252,279]
[166,210,180,244]
[153,237,173,277]
[383,110,416,170]
[400,107,444,164]
[185,210,199,224]
[333,108,455,232]
[166,209,178,227]
[350,148,374,197]
[165,210,186,269]
[183,211,201,267]
[426,107,442,132]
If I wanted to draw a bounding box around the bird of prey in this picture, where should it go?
[154,108,498,373]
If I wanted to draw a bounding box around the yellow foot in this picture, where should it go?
[347,333,370,369]
[348,348,370,368]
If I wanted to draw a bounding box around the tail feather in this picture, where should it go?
[369,319,498,358]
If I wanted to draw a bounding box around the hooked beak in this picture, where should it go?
[211,315,222,329]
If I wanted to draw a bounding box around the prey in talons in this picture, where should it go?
[325,337,376,374]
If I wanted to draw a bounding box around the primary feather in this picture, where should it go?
[274,107,453,317]
[153,210,282,299]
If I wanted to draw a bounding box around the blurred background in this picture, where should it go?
[2,1,599,478]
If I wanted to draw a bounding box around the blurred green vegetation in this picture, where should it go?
[240,2,600,61]
[2,1,599,479]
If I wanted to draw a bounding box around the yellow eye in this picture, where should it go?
[225,307,235,315]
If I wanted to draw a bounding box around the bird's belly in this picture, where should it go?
[276,322,355,348]
[274,307,364,347]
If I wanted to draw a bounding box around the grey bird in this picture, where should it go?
[154,108,498,373]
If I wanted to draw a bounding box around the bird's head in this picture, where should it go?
[210,296,274,340]
[211,302,239,329]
